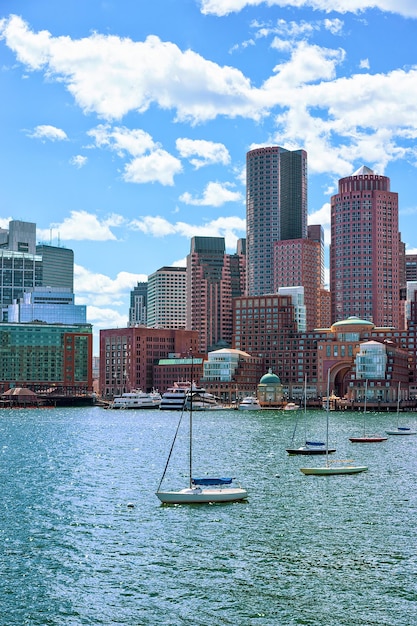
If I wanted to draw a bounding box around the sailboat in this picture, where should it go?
[300,370,368,475]
[156,353,248,504]
[386,382,416,436]
[286,375,336,456]
[349,379,387,443]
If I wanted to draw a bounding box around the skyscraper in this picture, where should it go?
[186,237,246,353]
[246,146,307,296]
[128,281,148,327]
[147,266,186,329]
[330,165,401,328]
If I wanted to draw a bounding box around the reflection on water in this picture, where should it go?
[1,407,416,625]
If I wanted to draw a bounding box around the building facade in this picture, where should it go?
[147,266,186,329]
[330,165,401,328]
[246,146,307,296]
[186,237,246,353]
[100,326,199,398]
[128,281,148,327]
[0,322,93,395]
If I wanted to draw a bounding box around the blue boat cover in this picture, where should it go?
[305,441,325,446]
[398,427,411,431]
[192,477,233,485]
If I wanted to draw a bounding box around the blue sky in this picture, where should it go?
[1,0,417,353]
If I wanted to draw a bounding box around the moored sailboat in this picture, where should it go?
[156,352,248,504]
[386,382,416,436]
[300,370,368,476]
[349,380,387,443]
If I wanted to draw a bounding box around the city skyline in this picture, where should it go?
[1,1,417,351]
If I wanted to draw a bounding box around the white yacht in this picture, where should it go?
[111,389,161,410]
[238,396,261,410]
[185,388,222,410]
[159,382,190,411]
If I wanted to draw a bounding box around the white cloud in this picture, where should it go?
[359,58,370,70]
[70,155,87,168]
[37,210,125,242]
[199,0,417,19]
[75,264,147,306]
[179,181,243,206]
[308,202,331,245]
[123,149,182,185]
[28,124,67,141]
[130,215,246,249]
[176,138,231,169]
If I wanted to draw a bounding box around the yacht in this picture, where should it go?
[111,389,161,409]
[185,388,222,410]
[159,382,190,411]
[239,396,262,410]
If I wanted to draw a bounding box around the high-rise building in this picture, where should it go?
[186,237,246,353]
[128,281,148,326]
[36,244,74,291]
[246,146,307,296]
[147,267,186,329]
[405,254,417,281]
[330,165,401,328]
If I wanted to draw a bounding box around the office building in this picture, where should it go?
[0,322,93,395]
[186,237,245,353]
[128,281,148,326]
[100,326,199,398]
[147,267,186,329]
[330,165,401,328]
[7,287,86,324]
[36,244,74,291]
[405,254,417,281]
[246,146,307,296]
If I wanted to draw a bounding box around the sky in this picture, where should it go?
[1,0,417,354]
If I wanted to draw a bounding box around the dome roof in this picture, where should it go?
[331,316,375,332]
[259,368,281,385]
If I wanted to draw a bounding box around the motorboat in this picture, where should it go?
[238,396,261,410]
[159,381,190,410]
[185,388,222,410]
[111,389,161,409]
[284,402,299,411]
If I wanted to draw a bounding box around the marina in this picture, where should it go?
[1,405,416,625]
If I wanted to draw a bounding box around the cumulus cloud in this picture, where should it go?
[37,210,125,242]
[75,264,147,306]
[70,155,87,168]
[199,0,417,18]
[179,181,243,206]
[28,124,67,141]
[130,215,246,249]
[88,124,182,185]
[176,138,231,169]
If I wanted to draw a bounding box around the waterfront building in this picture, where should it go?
[257,369,283,408]
[100,326,198,398]
[186,237,245,353]
[246,146,307,296]
[200,347,263,403]
[147,266,186,329]
[330,165,402,329]
[0,322,92,395]
[128,281,147,327]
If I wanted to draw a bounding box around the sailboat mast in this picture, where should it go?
[189,349,193,489]
[325,369,330,467]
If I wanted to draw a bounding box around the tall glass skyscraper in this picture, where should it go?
[246,146,307,296]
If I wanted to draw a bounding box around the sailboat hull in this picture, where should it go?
[300,465,368,475]
[286,447,336,455]
[156,487,248,504]
[349,436,387,442]
[386,429,416,435]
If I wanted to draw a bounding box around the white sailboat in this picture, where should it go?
[287,375,336,456]
[349,379,387,443]
[386,382,416,436]
[156,353,248,504]
[300,370,368,476]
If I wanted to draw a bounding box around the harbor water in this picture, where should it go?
[1,406,416,625]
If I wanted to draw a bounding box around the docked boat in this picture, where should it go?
[159,382,190,411]
[185,388,222,411]
[284,402,299,411]
[111,389,161,409]
[238,396,261,410]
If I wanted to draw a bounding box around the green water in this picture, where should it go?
[1,407,416,625]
